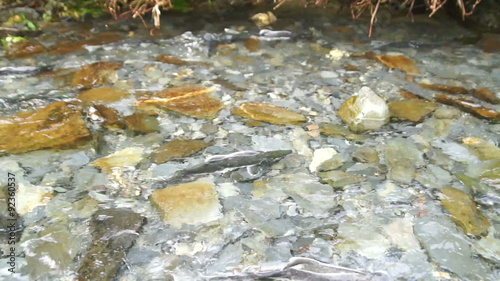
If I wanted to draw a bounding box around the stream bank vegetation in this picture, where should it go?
[0,0,487,37]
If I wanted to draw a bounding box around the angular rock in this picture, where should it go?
[233,102,306,125]
[134,84,222,119]
[309,148,338,173]
[90,147,145,173]
[337,223,391,259]
[15,182,53,216]
[374,54,419,75]
[93,104,125,130]
[318,123,367,140]
[462,137,500,161]
[388,99,437,122]
[72,62,122,88]
[151,139,212,164]
[418,83,469,95]
[0,101,90,154]
[317,170,364,188]
[157,54,189,65]
[77,208,145,281]
[440,187,490,237]
[435,94,500,121]
[77,86,130,103]
[338,87,389,132]
[352,146,379,164]
[6,40,46,59]
[385,138,424,184]
[251,12,277,28]
[150,178,222,228]
[123,112,160,134]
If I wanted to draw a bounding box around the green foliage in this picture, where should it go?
[4,13,37,30]
[1,35,26,50]
[171,0,191,12]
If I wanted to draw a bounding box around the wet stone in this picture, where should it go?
[77,208,145,281]
[251,12,277,28]
[418,83,470,95]
[435,94,500,121]
[123,112,160,134]
[385,138,424,184]
[151,139,212,164]
[244,38,261,52]
[374,54,419,75]
[50,32,122,55]
[150,178,222,228]
[462,137,500,161]
[440,187,490,237]
[157,54,189,65]
[77,86,130,103]
[318,123,367,141]
[72,62,122,89]
[90,147,145,173]
[93,104,125,130]
[352,146,379,164]
[232,102,306,125]
[6,40,46,59]
[472,87,500,104]
[338,87,389,132]
[317,170,364,189]
[0,101,90,154]
[388,99,437,122]
[476,33,500,53]
[134,84,222,119]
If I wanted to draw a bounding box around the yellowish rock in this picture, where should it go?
[250,11,277,28]
[0,101,90,154]
[462,137,500,161]
[338,87,389,132]
[72,62,122,88]
[440,187,490,237]
[152,139,212,164]
[374,54,419,75]
[77,86,130,103]
[389,99,437,122]
[16,182,53,216]
[150,178,222,228]
[134,85,222,119]
[232,102,306,125]
[90,147,145,173]
[123,112,159,134]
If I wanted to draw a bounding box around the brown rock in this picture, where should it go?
[123,112,159,134]
[50,32,122,55]
[150,178,222,228]
[232,102,306,125]
[151,139,212,164]
[212,78,247,91]
[0,101,90,154]
[419,83,469,95]
[476,33,500,53]
[134,84,222,119]
[6,40,46,59]
[399,90,420,99]
[343,64,359,71]
[374,54,419,75]
[440,187,490,237]
[77,86,129,103]
[72,62,122,88]
[435,95,500,121]
[244,38,261,52]
[93,104,125,130]
[157,54,189,65]
[389,99,437,122]
[472,88,500,104]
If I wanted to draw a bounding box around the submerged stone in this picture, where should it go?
[50,32,122,55]
[317,170,364,188]
[77,208,145,281]
[440,187,490,236]
[472,87,500,104]
[157,54,189,65]
[0,101,90,154]
[418,83,469,95]
[338,87,389,132]
[318,123,367,140]
[374,54,419,75]
[90,147,145,173]
[232,102,306,125]
[385,138,424,184]
[150,178,222,228]
[151,139,212,164]
[388,99,437,122]
[123,112,160,134]
[244,38,261,52]
[352,146,379,164]
[72,62,122,89]
[462,137,500,161]
[135,84,222,119]
[16,182,53,216]
[6,40,46,59]
[435,94,500,121]
[93,104,125,130]
[77,86,130,103]
[309,148,338,173]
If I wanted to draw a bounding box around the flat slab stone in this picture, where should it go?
[232,102,306,125]
[0,101,90,154]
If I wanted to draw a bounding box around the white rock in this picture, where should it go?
[319,71,338,79]
[16,182,53,216]
[309,148,338,173]
[338,87,389,132]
